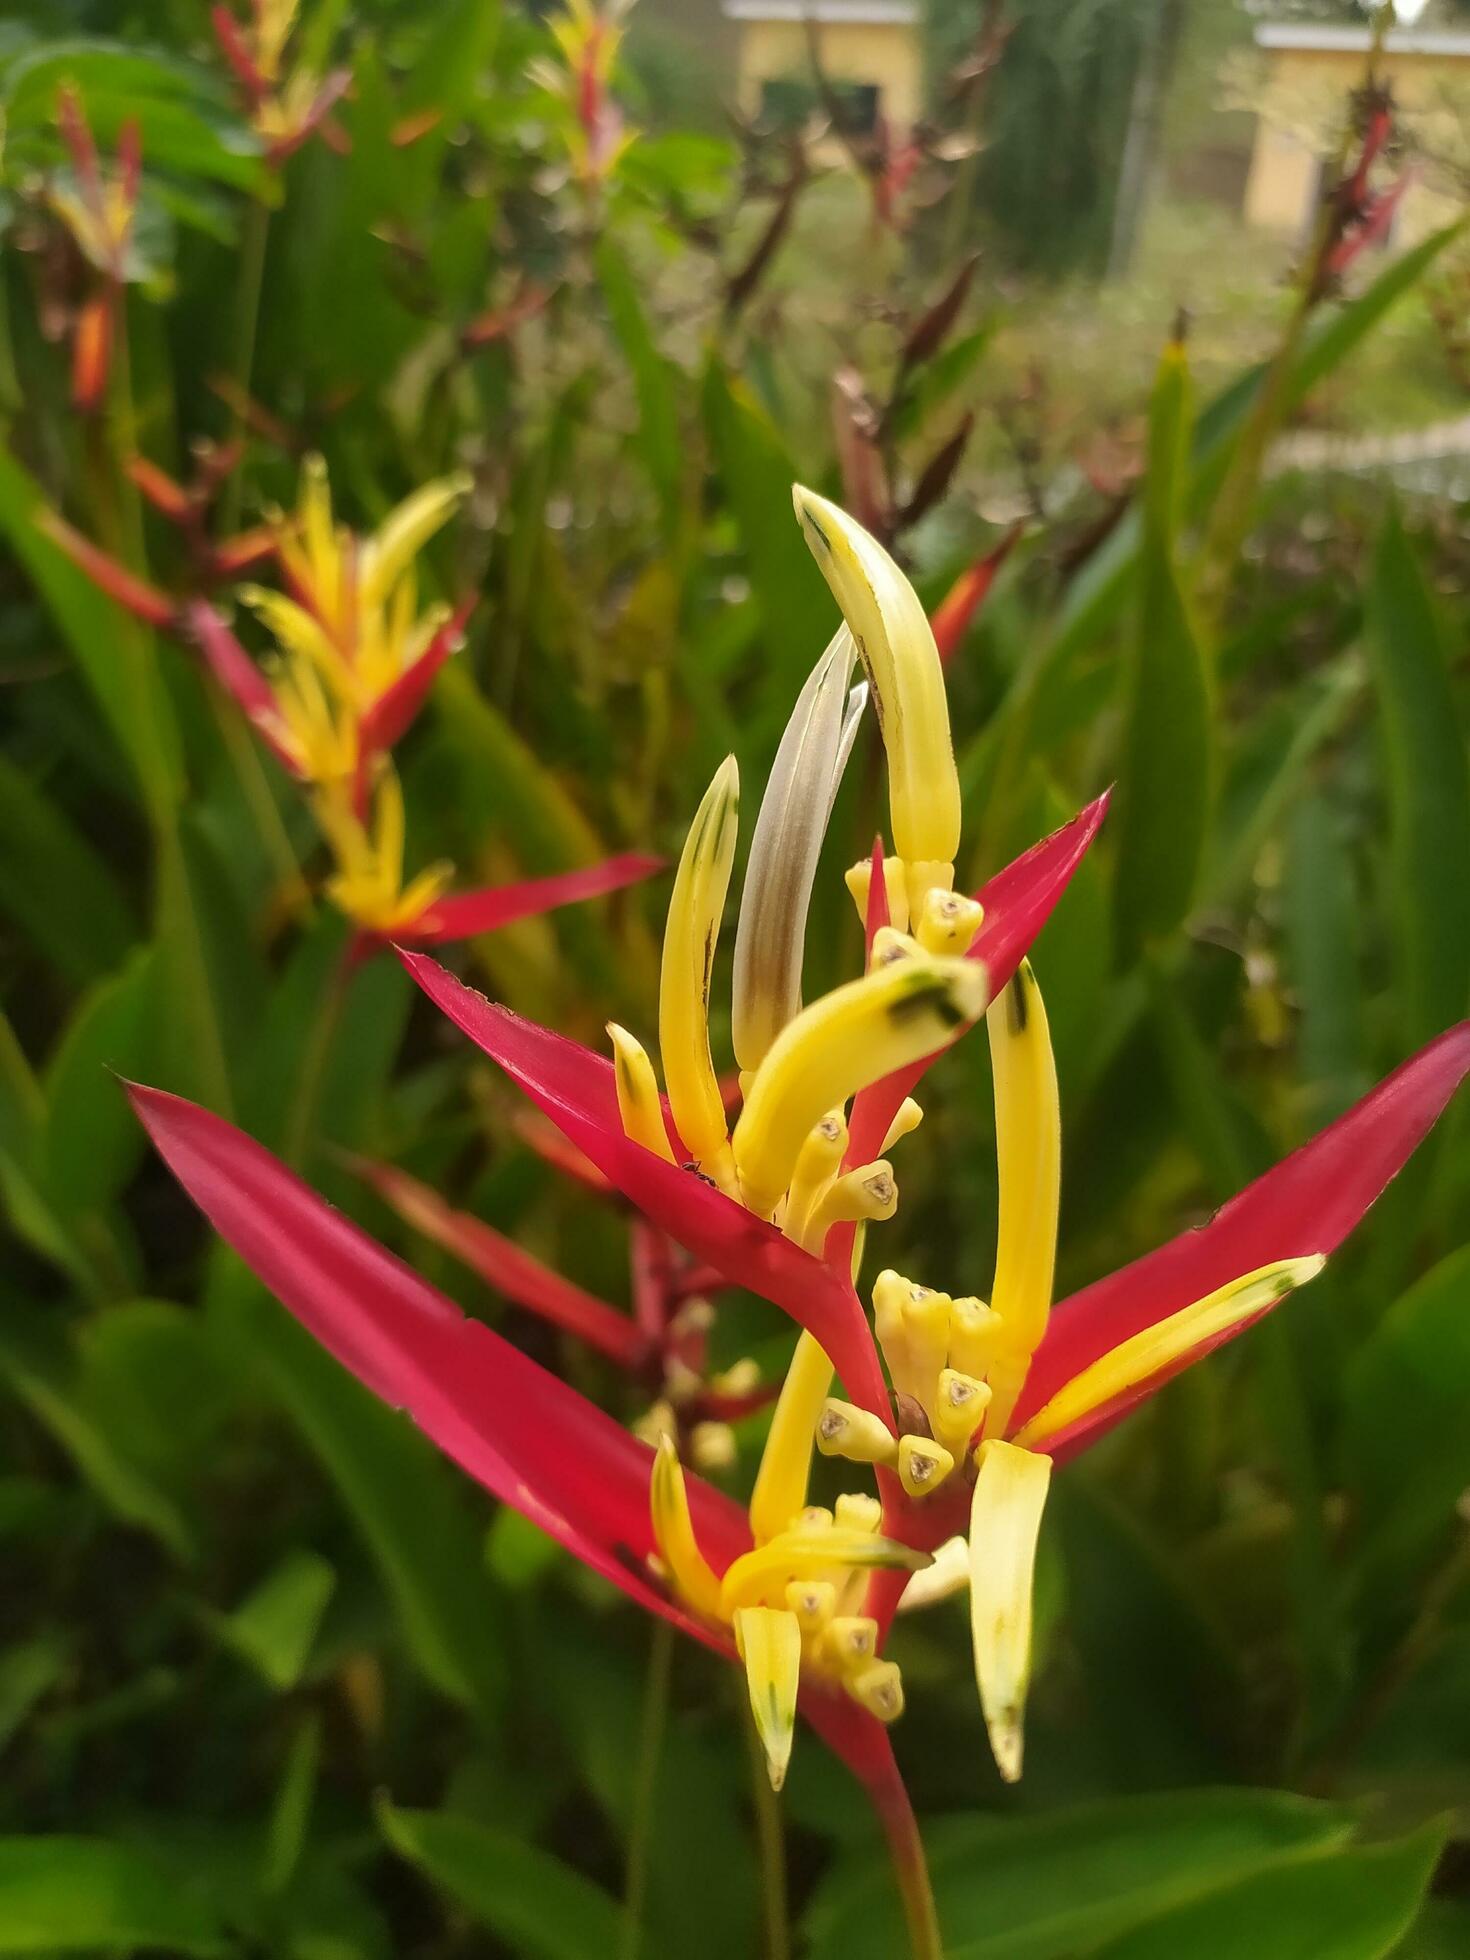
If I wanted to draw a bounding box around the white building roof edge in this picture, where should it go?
[723,1,921,24]
[1256,23,1470,57]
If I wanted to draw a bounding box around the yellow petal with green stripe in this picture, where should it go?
[608,1023,676,1162]
[734,1606,802,1792]
[732,955,988,1221]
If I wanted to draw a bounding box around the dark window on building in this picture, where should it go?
[760,75,880,137]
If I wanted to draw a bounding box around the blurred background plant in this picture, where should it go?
[2,0,1470,1954]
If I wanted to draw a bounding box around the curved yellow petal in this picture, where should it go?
[660,755,740,1184]
[968,1439,1051,1783]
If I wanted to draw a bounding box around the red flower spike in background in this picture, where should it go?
[48,89,142,412]
[931,526,1025,666]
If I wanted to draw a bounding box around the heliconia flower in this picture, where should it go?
[211,0,351,165]
[312,759,659,948]
[531,0,638,183]
[398,489,1105,1430]
[47,88,142,411]
[238,455,474,771]
[126,1082,943,1953]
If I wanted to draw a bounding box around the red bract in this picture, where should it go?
[126,1083,898,1794]
[397,950,891,1420]
[837,792,1111,1203]
[1015,1019,1470,1456]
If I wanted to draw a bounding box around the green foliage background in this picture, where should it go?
[1,1,1470,1954]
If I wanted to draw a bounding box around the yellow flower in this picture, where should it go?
[314,764,453,935]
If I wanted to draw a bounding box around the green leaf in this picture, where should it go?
[262,1711,323,1895]
[0,1635,68,1756]
[40,949,155,1221]
[1112,338,1212,964]
[0,1296,195,1561]
[219,1550,336,1692]
[378,1800,627,1960]
[597,238,684,534]
[702,356,834,724]
[1365,509,1470,1048]
[0,452,180,812]
[0,755,135,983]
[805,1788,1354,1960]
[0,1834,225,1954]
[1341,1244,1470,1592]
[1092,1822,1445,1960]
[209,1260,506,1719]
[1283,789,1368,1125]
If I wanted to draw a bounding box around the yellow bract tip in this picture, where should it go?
[968,1439,1052,1784]
[735,1606,802,1792]
[792,485,960,895]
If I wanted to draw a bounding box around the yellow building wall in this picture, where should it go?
[1245,46,1469,244]
[735,19,924,134]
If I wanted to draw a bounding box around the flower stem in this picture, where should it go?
[620,1615,674,1959]
[742,1695,790,1960]
[219,197,271,533]
[283,940,351,1170]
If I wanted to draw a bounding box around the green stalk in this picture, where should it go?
[742,1695,791,1960]
[219,197,271,533]
[283,940,352,1171]
[619,1616,674,1959]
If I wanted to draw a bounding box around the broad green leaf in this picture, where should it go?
[1365,509,1470,1048]
[262,1711,322,1895]
[597,238,684,534]
[0,755,134,983]
[1283,790,1368,1125]
[0,1296,194,1561]
[1112,338,1212,964]
[1341,1245,1470,1592]
[40,949,155,1220]
[76,1300,235,1487]
[378,1800,627,1960]
[218,1550,336,1692]
[805,1788,1354,1960]
[1093,1822,1445,1960]
[701,356,834,723]
[0,450,180,811]
[209,1260,506,1719]
[0,1834,225,1954]
[0,1635,68,1756]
